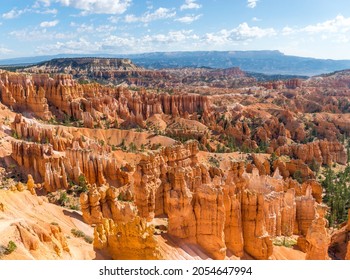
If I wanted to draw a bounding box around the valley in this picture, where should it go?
[0,57,349,260]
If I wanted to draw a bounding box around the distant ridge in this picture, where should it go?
[1,51,350,76]
[35,57,141,71]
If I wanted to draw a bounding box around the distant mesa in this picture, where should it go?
[19,57,255,88]
[2,50,350,76]
[33,57,142,72]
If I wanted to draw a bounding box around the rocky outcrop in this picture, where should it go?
[80,184,136,225]
[0,72,52,120]
[274,159,314,182]
[26,174,37,195]
[23,58,252,88]
[328,208,350,260]
[11,114,74,151]
[301,180,323,203]
[133,141,227,259]
[305,204,330,260]
[222,185,243,257]
[11,141,69,192]
[11,138,132,192]
[193,184,226,260]
[2,71,212,130]
[261,79,302,90]
[241,190,273,260]
[15,222,70,256]
[93,217,161,260]
[10,132,325,259]
[346,209,350,260]
[295,187,316,236]
[275,140,347,165]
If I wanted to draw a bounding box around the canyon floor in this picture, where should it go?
[0,58,349,260]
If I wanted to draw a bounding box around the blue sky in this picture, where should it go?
[1,0,350,59]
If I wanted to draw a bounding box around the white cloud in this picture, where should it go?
[175,14,201,24]
[2,5,57,19]
[124,14,138,23]
[38,37,102,54]
[34,0,51,7]
[282,15,350,38]
[39,8,58,14]
[38,29,200,54]
[102,35,136,49]
[143,30,197,44]
[56,0,131,15]
[40,20,59,28]
[0,46,13,54]
[282,26,296,36]
[252,17,261,22]
[108,16,120,23]
[301,15,350,34]
[10,28,74,41]
[2,8,26,19]
[233,22,275,39]
[70,22,117,34]
[204,23,276,44]
[247,0,258,9]
[125,7,176,23]
[180,0,201,11]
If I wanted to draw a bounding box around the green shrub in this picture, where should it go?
[77,174,88,193]
[6,241,17,254]
[84,236,93,244]
[209,156,220,168]
[71,228,85,238]
[58,191,69,206]
[293,170,303,184]
[70,204,80,211]
[272,236,297,248]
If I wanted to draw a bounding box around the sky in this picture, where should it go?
[1,0,350,60]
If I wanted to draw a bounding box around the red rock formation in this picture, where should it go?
[275,140,346,165]
[346,209,350,260]
[274,159,314,182]
[80,184,137,225]
[193,184,226,260]
[2,71,212,131]
[261,79,302,90]
[0,72,52,120]
[11,141,69,192]
[241,190,273,260]
[93,217,161,260]
[295,187,316,236]
[15,222,70,256]
[11,138,131,192]
[305,204,330,260]
[11,114,73,151]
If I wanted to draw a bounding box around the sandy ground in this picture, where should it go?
[0,189,98,260]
